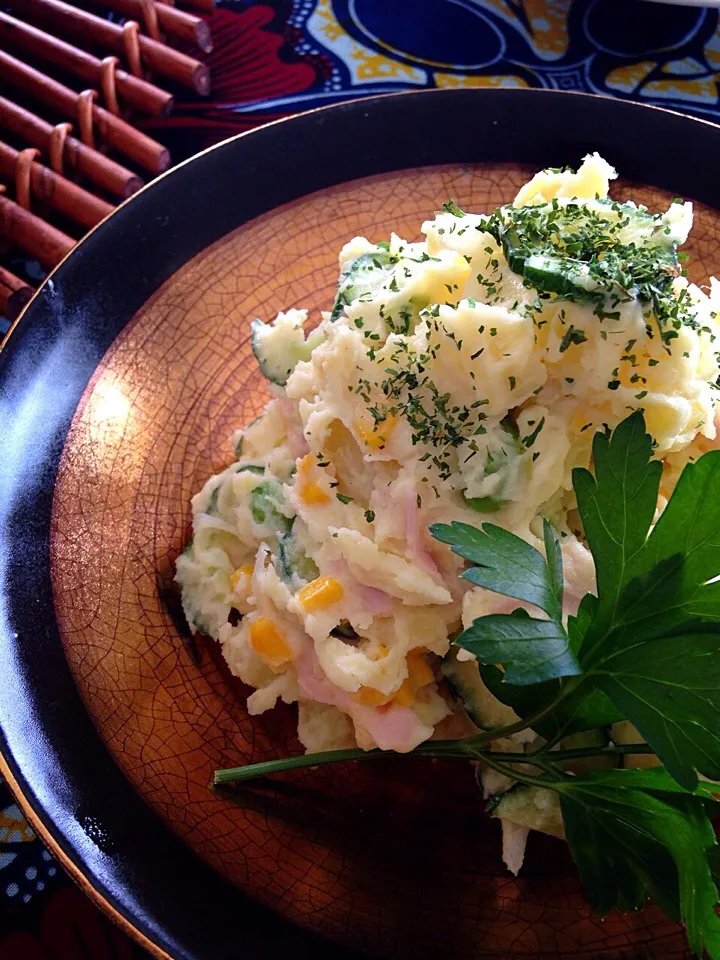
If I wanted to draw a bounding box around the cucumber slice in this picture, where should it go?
[460,418,522,510]
[523,253,611,300]
[462,492,506,514]
[275,531,318,583]
[442,650,519,730]
[250,317,324,387]
[330,248,396,321]
[487,783,564,840]
[249,480,293,534]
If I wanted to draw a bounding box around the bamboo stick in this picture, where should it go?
[0,51,170,173]
[8,0,211,94]
[0,193,74,268]
[0,265,33,321]
[0,97,142,198]
[0,12,173,117]
[0,140,113,229]
[89,0,212,52]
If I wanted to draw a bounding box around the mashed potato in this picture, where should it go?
[176,155,720,761]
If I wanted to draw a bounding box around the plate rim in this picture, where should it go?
[3,87,720,960]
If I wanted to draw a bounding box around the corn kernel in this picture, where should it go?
[393,681,414,707]
[300,481,330,505]
[297,453,330,505]
[230,563,254,591]
[248,617,292,667]
[297,576,344,612]
[356,414,396,451]
[353,686,389,706]
[407,650,434,688]
[393,651,434,706]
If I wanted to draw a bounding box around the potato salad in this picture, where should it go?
[177,155,720,834]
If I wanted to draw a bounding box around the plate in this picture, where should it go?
[1,88,720,960]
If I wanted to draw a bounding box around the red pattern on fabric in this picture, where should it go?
[185,5,318,104]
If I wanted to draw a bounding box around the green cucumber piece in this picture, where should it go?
[250,318,324,387]
[249,480,292,534]
[487,783,564,840]
[275,531,318,583]
[462,492,506,514]
[330,248,396,321]
[460,419,522,511]
[441,650,518,730]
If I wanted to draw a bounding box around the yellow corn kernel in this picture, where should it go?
[408,650,434,688]
[230,563,254,591]
[393,682,415,707]
[301,481,330,505]
[297,576,344,612]
[394,651,434,706]
[297,453,330,505]
[356,414,396,451]
[353,686,389,706]
[248,617,292,667]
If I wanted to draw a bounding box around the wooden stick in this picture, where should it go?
[8,0,211,94]
[0,140,113,229]
[0,11,173,117]
[0,265,33,322]
[89,0,212,52]
[0,97,142,198]
[0,51,170,173]
[0,193,74,268]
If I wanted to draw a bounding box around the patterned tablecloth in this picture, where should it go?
[2,0,720,956]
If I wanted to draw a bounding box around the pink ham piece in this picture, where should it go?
[294,642,432,753]
[276,397,309,457]
[401,479,446,586]
[329,557,393,617]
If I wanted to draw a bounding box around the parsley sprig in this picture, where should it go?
[213,412,720,956]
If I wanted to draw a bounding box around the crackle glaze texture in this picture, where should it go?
[50,164,718,959]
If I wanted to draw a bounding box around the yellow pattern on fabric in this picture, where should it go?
[0,806,35,844]
[606,61,655,94]
[704,27,720,70]
[644,76,718,105]
[435,72,528,88]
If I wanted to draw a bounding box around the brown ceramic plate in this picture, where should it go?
[1,89,720,960]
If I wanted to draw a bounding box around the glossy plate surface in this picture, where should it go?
[2,89,720,959]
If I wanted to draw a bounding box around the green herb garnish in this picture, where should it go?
[213,412,720,957]
[483,199,691,344]
[441,199,466,217]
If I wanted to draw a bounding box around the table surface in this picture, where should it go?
[2,0,720,956]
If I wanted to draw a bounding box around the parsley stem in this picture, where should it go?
[213,738,656,786]
[212,738,474,786]
[528,742,655,763]
[481,753,554,790]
